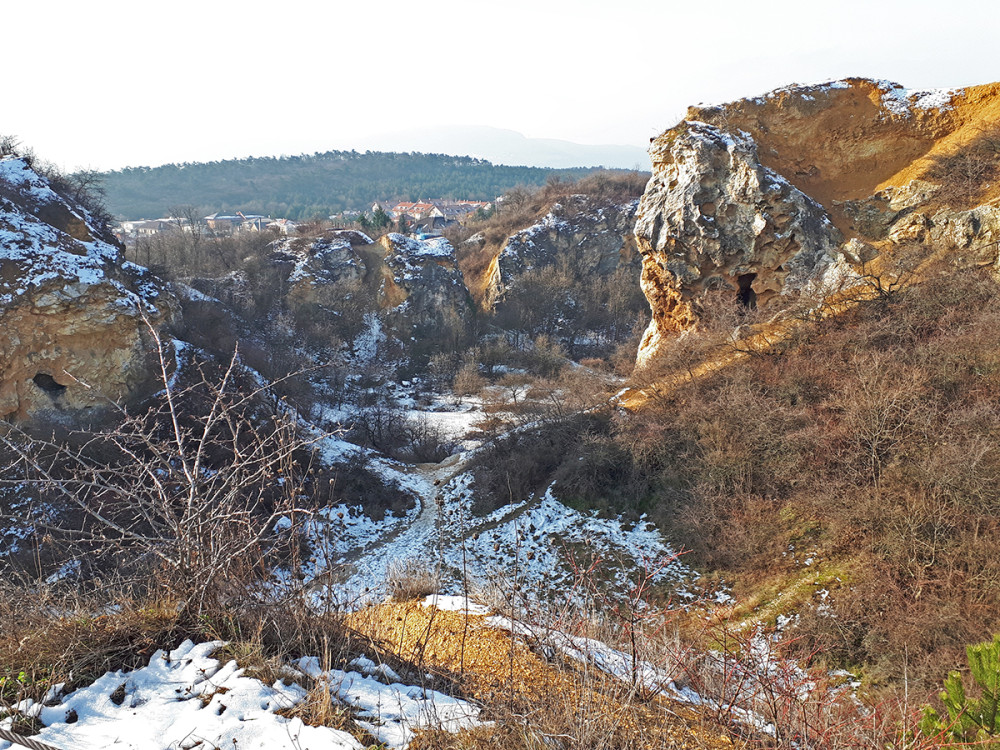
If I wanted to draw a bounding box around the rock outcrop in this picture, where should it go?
[377,233,469,328]
[635,78,1000,365]
[272,229,370,290]
[0,157,176,422]
[270,229,371,310]
[635,122,845,346]
[483,196,641,309]
[262,229,469,329]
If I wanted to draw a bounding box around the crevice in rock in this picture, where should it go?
[33,372,67,395]
[737,273,758,309]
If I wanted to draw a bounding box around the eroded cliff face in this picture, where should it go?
[635,78,1000,366]
[482,196,641,309]
[378,233,469,328]
[0,157,177,422]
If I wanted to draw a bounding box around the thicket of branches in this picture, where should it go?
[469,257,1000,697]
[0,332,318,621]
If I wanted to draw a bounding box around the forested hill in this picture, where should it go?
[97,150,605,220]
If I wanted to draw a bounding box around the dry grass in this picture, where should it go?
[0,583,183,708]
[617,260,1000,694]
[386,558,441,602]
[348,599,738,750]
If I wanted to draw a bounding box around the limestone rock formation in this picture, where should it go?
[634,78,1000,365]
[635,122,845,347]
[378,233,469,328]
[484,196,641,309]
[269,229,372,309]
[272,229,370,289]
[0,157,177,422]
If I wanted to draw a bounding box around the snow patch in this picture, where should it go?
[0,640,363,750]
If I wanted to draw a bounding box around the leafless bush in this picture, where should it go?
[926,127,1000,207]
[0,329,317,619]
[453,362,486,398]
[348,401,456,463]
[386,559,440,602]
[401,415,457,463]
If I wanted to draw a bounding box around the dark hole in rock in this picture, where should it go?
[737,273,758,309]
[33,373,67,394]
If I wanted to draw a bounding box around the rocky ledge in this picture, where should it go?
[0,157,176,423]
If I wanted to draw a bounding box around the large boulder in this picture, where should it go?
[0,157,176,422]
[634,121,845,362]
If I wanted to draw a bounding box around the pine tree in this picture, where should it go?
[921,633,1000,746]
[372,205,391,229]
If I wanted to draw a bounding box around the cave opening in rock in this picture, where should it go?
[737,273,758,310]
[33,373,67,395]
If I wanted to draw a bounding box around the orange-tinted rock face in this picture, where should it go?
[634,78,1000,367]
[0,157,176,422]
[686,79,959,223]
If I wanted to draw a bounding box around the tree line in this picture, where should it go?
[96,150,606,220]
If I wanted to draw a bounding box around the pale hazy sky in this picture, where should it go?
[6,0,999,171]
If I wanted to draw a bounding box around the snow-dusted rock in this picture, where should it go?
[271,228,371,292]
[0,157,177,422]
[484,196,641,309]
[378,233,469,327]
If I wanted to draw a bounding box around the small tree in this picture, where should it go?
[921,633,1000,745]
[372,205,391,229]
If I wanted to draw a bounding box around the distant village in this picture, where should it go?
[115,198,493,243]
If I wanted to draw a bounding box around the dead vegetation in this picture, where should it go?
[621,261,1000,693]
[925,126,1000,208]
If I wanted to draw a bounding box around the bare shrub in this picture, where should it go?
[453,362,486,398]
[401,415,457,463]
[0,331,316,620]
[926,127,1000,207]
[386,559,439,601]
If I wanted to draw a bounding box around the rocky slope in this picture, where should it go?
[0,157,176,423]
[634,78,1000,366]
[478,195,641,309]
[377,232,470,328]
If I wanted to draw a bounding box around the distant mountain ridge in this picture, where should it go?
[97,150,638,221]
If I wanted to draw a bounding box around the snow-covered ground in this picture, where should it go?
[280,386,694,607]
[0,639,486,750]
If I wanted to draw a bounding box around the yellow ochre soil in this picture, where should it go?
[347,600,740,749]
[682,80,1000,230]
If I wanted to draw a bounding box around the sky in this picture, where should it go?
[5,0,1000,172]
